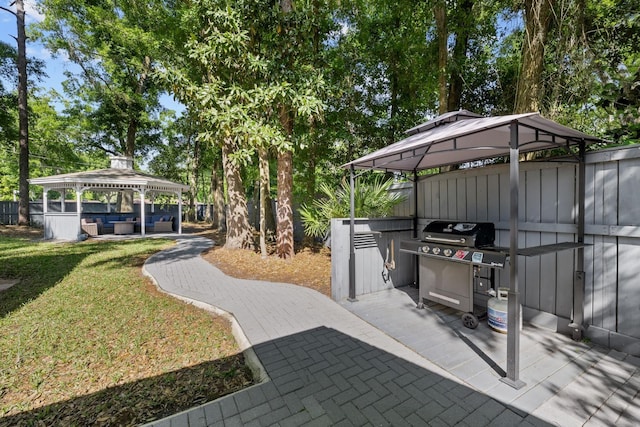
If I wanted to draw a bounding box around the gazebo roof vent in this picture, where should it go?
[110,156,133,170]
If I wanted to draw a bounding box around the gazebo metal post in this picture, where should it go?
[413,170,420,291]
[60,189,65,212]
[348,164,356,301]
[412,170,418,238]
[570,140,587,339]
[502,120,526,389]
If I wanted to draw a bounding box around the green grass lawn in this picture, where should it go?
[0,235,253,426]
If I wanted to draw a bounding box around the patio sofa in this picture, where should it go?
[81,214,174,234]
[82,215,136,234]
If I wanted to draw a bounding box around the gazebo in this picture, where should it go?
[344,111,603,389]
[29,156,190,240]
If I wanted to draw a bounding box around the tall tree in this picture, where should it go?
[159,1,302,249]
[435,0,448,114]
[35,0,167,210]
[0,0,29,224]
[275,0,295,260]
[241,0,325,258]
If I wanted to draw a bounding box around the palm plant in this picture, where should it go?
[300,175,407,239]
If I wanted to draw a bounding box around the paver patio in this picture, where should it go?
[143,236,639,426]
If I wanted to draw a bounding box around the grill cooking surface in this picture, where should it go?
[422,221,495,248]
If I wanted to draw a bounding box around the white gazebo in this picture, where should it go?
[29,156,190,240]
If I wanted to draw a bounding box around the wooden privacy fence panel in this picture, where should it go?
[583,148,640,347]
[0,201,19,225]
[413,162,578,332]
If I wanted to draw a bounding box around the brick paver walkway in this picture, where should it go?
[143,236,639,426]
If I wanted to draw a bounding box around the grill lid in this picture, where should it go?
[422,221,495,248]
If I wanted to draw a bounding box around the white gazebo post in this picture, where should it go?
[140,188,146,236]
[151,194,155,213]
[43,187,48,213]
[177,190,183,234]
[76,185,84,238]
[106,192,113,213]
[60,189,66,212]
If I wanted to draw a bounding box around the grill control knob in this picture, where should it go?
[443,249,453,256]
[432,247,441,255]
[421,245,430,253]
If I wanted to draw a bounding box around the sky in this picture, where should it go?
[0,0,183,113]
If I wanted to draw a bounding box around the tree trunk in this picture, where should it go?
[222,137,253,249]
[388,14,401,144]
[118,191,134,213]
[435,1,448,115]
[259,147,269,258]
[16,0,29,225]
[276,148,295,259]
[187,137,199,222]
[211,158,225,230]
[277,105,295,259]
[515,0,553,114]
[447,0,474,112]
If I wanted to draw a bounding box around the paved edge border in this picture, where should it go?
[141,248,271,412]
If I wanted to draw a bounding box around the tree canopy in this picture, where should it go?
[1,0,638,250]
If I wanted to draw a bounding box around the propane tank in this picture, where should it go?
[487,288,521,333]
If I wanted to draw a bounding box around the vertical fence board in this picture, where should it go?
[539,232,557,313]
[466,177,477,220]
[526,170,541,222]
[525,232,541,309]
[556,233,575,319]
[487,174,500,221]
[618,237,640,338]
[602,237,618,332]
[557,165,576,223]
[602,162,618,332]
[456,178,466,220]
[447,177,457,220]
[433,179,442,219]
[499,172,509,222]
[583,234,595,324]
[619,159,640,225]
[477,175,488,221]
[439,180,448,219]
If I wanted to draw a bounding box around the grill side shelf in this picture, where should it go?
[490,242,591,257]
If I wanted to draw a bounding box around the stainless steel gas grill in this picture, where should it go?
[400,221,507,328]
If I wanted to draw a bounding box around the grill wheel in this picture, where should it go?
[462,312,479,329]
